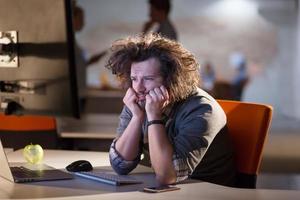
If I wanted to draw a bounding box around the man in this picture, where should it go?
[143,0,177,40]
[106,33,236,186]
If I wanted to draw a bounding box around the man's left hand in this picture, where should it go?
[145,85,169,120]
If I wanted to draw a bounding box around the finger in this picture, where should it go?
[128,88,136,95]
[125,88,134,98]
[150,90,163,103]
[145,93,151,101]
[160,85,169,100]
[124,88,138,103]
[154,87,164,100]
[145,94,153,104]
[148,90,156,99]
[124,95,137,105]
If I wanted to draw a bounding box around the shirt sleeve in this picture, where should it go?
[109,106,143,175]
[170,97,226,182]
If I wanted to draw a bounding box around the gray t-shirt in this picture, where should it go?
[109,88,236,186]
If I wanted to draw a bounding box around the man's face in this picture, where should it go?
[130,57,164,107]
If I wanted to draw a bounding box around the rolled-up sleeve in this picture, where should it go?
[109,138,141,175]
[109,106,143,175]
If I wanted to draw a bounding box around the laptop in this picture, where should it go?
[0,140,73,183]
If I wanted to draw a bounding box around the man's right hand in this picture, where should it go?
[123,88,145,119]
[115,88,145,162]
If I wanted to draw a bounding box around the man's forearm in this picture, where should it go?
[115,116,143,161]
[148,124,177,184]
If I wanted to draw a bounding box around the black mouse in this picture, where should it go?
[66,160,93,172]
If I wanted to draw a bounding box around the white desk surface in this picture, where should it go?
[1,150,300,200]
[3,148,14,154]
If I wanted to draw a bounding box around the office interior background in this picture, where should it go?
[77,0,300,121]
[0,0,299,192]
[72,0,300,190]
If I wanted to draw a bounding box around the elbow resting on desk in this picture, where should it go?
[109,156,139,175]
[154,168,177,185]
[155,173,177,185]
[111,165,132,175]
[109,139,140,175]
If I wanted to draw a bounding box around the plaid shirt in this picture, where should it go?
[109,88,228,183]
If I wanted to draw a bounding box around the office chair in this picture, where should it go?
[217,100,273,188]
[0,114,58,149]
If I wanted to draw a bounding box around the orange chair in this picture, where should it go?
[217,100,273,188]
[0,114,58,149]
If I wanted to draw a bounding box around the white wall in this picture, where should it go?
[243,1,299,120]
[294,6,300,119]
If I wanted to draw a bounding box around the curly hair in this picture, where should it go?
[106,33,200,103]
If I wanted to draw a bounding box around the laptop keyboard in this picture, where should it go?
[74,171,142,186]
[10,166,44,178]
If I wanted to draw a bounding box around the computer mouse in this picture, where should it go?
[66,160,93,172]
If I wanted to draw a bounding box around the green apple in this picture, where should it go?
[23,144,44,164]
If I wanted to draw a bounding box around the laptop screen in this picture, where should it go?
[0,140,14,182]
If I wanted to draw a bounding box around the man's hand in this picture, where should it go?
[123,88,145,119]
[145,85,169,121]
[145,85,176,185]
[115,87,145,162]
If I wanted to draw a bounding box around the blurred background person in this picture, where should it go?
[72,0,87,112]
[230,52,249,100]
[142,0,178,40]
[200,62,216,94]
[72,0,109,110]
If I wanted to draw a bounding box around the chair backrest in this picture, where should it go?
[0,114,58,149]
[217,100,273,188]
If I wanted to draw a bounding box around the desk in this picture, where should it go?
[4,148,13,154]
[1,150,300,200]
